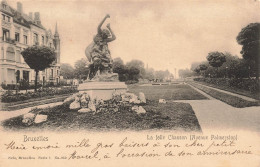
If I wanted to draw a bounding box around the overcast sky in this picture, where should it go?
[8,0,260,74]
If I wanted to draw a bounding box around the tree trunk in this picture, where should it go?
[35,70,39,92]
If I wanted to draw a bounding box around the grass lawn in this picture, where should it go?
[2,84,204,132]
[128,84,208,100]
[189,82,260,108]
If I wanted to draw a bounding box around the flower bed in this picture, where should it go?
[1,87,78,103]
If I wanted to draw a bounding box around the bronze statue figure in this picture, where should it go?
[85,14,116,80]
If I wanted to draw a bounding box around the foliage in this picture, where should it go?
[60,63,75,79]
[237,23,260,80]
[74,58,89,80]
[194,77,259,93]
[126,60,145,78]
[207,51,226,68]
[178,68,194,78]
[1,87,78,103]
[21,46,56,91]
[21,46,56,71]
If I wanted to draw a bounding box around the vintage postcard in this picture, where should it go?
[0,0,259,166]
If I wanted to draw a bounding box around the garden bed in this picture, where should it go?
[2,100,201,132]
[0,93,73,111]
[189,82,260,108]
[1,87,78,103]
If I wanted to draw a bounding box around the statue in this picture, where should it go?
[85,14,117,81]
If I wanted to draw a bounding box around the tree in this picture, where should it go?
[112,57,127,81]
[21,46,56,91]
[178,68,193,78]
[61,63,75,79]
[74,58,89,80]
[207,52,226,68]
[143,68,155,81]
[237,23,260,81]
[126,60,145,79]
[193,63,208,77]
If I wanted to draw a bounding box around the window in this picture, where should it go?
[2,14,5,20]
[6,47,15,61]
[2,28,10,41]
[16,50,21,63]
[15,33,20,42]
[51,69,54,77]
[23,71,29,82]
[7,69,15,84]
[1,47,4,59]
[2,4,7,9]
[42,36,44,45]
[23,35,27,44]
[33,33,38,45]
[57,70,59,75]
[7,16,10,22]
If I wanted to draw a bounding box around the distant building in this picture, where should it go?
[0,0,60,86]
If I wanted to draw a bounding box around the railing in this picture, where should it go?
[1,37,16,44]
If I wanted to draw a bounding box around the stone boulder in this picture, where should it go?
[132,105,146,114]
[78,108,91,113]
[138,92,146,104]
[22,113,36,125]
[159,99,167,104]
[69,99,81,110]
[34,114,48,124]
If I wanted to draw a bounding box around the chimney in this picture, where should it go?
[34,12,41,24]
[29,12,33,20]
[17,2,23,14]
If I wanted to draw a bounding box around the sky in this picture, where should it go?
[8,0,260,75]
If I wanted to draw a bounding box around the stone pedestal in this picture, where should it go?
[78,82,127,100]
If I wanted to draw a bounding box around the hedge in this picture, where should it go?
[193,78,259,92]
[1,87,78,103]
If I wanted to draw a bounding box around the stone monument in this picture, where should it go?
[78,14,127,100]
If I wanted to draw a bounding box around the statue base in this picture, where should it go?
[78,82,128,100]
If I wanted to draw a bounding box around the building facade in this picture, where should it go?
[0,0,60,86]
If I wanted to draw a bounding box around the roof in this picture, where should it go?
[1,1,46,30]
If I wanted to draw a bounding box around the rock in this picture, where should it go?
[34,114,48,124]
[22,113,36,125]
[78,108,91,113]
[81,99,88,108]
[132,106,146,114]
[129,96,140,104]
[23,113,36,119]
[69,100,81,110]
[121,94,130,102]
[64,93,81,103]
[64,96,75,103]
[75,96,80,102]
[159,99,167,104]
[88,101,96,112]
[132,105,139,112]
[112,92,122,102]
[139,92,146,104]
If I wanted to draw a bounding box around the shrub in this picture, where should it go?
[1,87,78,103]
